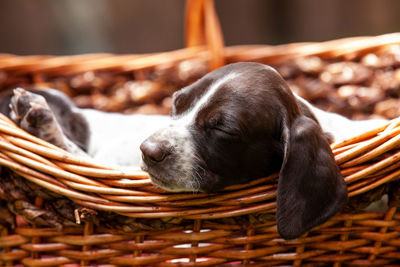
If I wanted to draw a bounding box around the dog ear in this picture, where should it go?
[276,116,348,240]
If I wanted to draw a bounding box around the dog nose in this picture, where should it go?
[140,139,169,164]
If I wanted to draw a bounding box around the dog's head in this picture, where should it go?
[140,62,347,239]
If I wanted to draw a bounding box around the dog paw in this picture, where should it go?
[10,88,54,132]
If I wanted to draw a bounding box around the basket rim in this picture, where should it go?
[0,32,400,75]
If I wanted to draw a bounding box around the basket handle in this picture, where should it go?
[185,0,225,70]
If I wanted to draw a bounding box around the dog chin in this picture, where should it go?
[146,171,201,193]
[141,160,215,192]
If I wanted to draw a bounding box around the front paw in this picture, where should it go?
[10,88,54,132]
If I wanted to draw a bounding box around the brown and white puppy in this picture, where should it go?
[1,62,386,240]
[140,62,350,240]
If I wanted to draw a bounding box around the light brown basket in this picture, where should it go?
[1,0,400,266]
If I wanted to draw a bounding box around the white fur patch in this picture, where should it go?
[174,72,239,124]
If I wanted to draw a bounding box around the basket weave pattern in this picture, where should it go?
[1,1,400,266]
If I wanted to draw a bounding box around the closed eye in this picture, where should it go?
[211,127,238,137]
[206,115,241,139]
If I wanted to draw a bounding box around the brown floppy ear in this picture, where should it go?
[276,116,348,240]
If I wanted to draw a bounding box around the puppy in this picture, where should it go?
[1,62,386,239]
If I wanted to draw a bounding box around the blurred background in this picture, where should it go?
[0,0,399,55]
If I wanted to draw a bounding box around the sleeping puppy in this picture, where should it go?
[0,62,386,239]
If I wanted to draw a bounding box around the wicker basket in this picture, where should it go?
[1,0,400,266]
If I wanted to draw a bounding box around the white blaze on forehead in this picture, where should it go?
[176,72,239,125]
